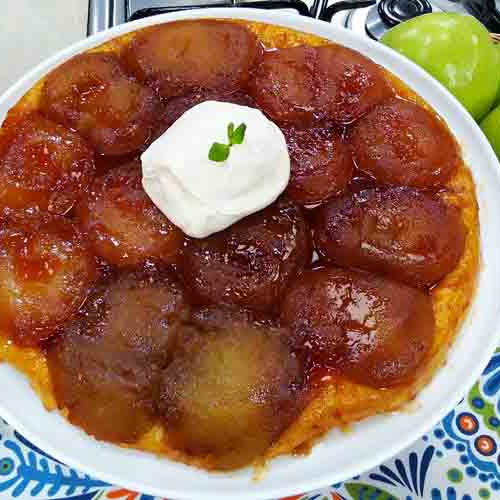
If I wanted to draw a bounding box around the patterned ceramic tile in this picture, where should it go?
[2,350,500,500]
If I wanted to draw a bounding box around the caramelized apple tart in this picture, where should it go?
[0,19,478,471]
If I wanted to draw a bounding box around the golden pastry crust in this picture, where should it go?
[0,20,479,470]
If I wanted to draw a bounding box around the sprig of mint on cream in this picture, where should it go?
[208,122,247,162]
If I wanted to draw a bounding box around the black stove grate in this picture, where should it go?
[128,0,316,20]
[318,0,375,21]
[88,0,322,34]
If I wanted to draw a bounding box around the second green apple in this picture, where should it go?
[382,13,500,121]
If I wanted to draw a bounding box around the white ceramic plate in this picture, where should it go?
[0,8,499,500]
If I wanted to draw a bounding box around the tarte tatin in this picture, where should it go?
[0,19,478,471]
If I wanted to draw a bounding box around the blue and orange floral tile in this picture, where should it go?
[2,349,500,500]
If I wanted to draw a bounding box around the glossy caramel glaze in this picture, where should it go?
[182,197,312,312]
[314,45,393,125]
[249,46,316,125]
[313,187,466,288]
[0,214,97,346]
[282,125,353,206]
[0,112,95,215]
[158,90,255,139]
[0,20,479,472]
[122,20,262,99]
[348,97,460,188]
[280,266,435,387]
[249,44,392,126]
[41,53,161,156]
[75,162,184,268]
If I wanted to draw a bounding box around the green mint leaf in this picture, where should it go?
[227,122,235,142]
[208,142,230,162]
[208,121,247,162]
[231,123,246,145]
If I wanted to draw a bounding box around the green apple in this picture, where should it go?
[481,104,500,160]
[382,13,500,121]
[494,44,500,108]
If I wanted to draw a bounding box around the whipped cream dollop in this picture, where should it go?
[141,101,290,238]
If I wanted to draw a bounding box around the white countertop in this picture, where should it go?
[0,1,88,95]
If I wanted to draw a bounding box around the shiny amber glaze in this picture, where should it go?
[0,21,479,470]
